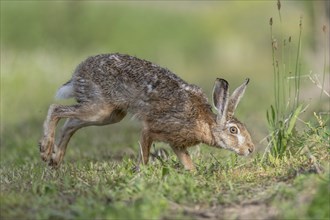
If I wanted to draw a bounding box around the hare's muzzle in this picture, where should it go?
[238,143,254,156]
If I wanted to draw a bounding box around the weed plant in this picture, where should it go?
[266,1,314,159]
[266,1,329,167]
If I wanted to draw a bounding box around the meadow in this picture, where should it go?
[1,1,329,219]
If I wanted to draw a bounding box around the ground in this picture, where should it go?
[1,131,329,219]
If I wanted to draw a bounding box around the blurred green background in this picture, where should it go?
[1,1,329,163]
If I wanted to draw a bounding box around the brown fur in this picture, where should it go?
[39,53,254,170]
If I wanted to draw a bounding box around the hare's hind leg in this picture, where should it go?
[49,118,91,167]
[50,108,126,166]
[39,104,85,163]
[171,147,195,171]
[39,103,126,165]
[39,104,63,162]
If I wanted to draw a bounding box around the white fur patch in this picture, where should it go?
[237,134,245,145]
[181,84,191,91]
[109,54,121,62]
[147,84,153,93]
[55,83,74,99]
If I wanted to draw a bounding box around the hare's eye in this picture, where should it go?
[229,126,238,134]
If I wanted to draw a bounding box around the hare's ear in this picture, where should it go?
[213,78,229,125]
[227,78,249,117]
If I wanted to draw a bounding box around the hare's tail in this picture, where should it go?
[55,80,74,99]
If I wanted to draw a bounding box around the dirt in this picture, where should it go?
[168,200,279,220]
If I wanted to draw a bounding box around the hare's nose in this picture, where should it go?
[248,144,254,153]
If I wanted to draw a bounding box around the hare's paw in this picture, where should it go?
[132,165,140,173]
[39,136,54,162]
[48,150,64,167]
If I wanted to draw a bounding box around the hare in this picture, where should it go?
[39,53,254,170]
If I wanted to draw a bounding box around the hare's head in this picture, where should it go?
[211,78,254,156]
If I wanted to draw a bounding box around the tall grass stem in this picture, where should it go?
[294,17,303,109]
[320,25,328,101]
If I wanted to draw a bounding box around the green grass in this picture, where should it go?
[1,108,329,219]
[1,1,329,219]
[1,144,329,219]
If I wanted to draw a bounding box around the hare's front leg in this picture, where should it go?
[172,147,195,171]
[139,129,153,165]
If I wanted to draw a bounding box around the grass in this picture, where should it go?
[1,142,329,219]
[1,103,329,219]
[1,1,329,219]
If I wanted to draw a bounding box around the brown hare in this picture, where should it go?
[39,53,254,170]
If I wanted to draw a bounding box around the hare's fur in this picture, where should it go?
[39,53,254,170]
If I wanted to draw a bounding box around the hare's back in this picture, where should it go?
[72,53,194,107]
